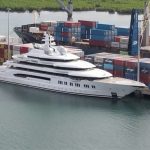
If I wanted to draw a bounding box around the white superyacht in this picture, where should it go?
[0,36,146,98]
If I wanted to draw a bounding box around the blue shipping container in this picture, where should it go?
[115,27,130,36]
[103,63,114,70]
[125,72,137,80]
[91,29,109,36]
[96,24,115,30]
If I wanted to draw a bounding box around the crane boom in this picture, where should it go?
[56,0,73,21]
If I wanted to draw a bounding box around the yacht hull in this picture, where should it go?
[0,71,143,99]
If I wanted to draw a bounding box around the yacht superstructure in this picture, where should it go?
[0,35,146,99]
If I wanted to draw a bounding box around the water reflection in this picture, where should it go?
[1,82,150,113]
[0,83,150,150]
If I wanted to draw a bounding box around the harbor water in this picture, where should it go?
[0,11,150,150]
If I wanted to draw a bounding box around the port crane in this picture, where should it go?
[128,1,150,81]
[56,0,73,21]
[140,1,150,46]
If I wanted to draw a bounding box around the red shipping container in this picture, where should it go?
[140,73,150,84]
[78,20,96,27]
[61,32,72,37]
[114,36,121,42]
[20,47,29,54]
[0,48,4,58]
[114,57,125,66]
[0,48,4,52]
[89,40,111,48]
[125,58,138,69]
[114,70,124,77]
[114,57,132,66]
[64,21,80,27]
[39,24,48,31]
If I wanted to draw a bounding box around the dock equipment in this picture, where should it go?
[128,9,139,56]
[56,0,73,21]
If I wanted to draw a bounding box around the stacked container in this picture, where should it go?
[78,20,97,39]
[22,24,40,33]
[39,21,57,34]
[114,36,129,54]
[90,24,116,48]
[124,58,138,80]
[64,46,84,60]
[103,54,121,75]
[54,21,81,43]
[0,43,13,64]
[115,27,129,36]
[140,58,150,86]
[13,43,33,55]
[113,56,132,77]
[94,52,112,69]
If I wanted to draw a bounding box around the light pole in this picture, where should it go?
[7,8,11,60]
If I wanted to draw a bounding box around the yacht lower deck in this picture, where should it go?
[0,67,142,99]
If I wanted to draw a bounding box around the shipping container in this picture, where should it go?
[115,27,130,36]
[64,21,80,28]
[91,29,109,36]
[140,58,150,70]
[89,40,111,47]
[39,23,48,31]
[111,42,120,48]
[96,24,115,30]
[113,70,124,77]
[78,20,97,28]
[120,43,128,49]
[125,58,138,69]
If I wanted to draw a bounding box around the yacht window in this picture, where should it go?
[14,74,50,81]
[19,61,91,71]
[64,82,67,85]
[58,81,63,84]
[92,85,95,88]
[28,56,80,62]
[70,83,73,86]
[75,83,80,87]
[11,67,108,81]
[84,84,89,88]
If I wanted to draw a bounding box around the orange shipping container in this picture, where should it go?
[4,49,8,59]
[0,43,5,49]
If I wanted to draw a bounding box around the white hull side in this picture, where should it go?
[0,72,139,99]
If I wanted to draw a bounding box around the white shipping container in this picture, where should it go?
[13,44,22,55]
[50,21,57,27]
[29,27,39,33]
[120,36,129,44]
[111,42,120,48]
[120,43,128,49]
[48,26,55,32]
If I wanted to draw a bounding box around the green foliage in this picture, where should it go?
[0,0,146,13]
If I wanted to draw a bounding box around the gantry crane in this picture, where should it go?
[128,1,150,56]
[56,0,73,21]
[140,1,150,46]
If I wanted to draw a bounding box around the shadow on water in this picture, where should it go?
[1,82,150,116]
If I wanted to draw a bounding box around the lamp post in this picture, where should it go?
[7,8,11,60]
